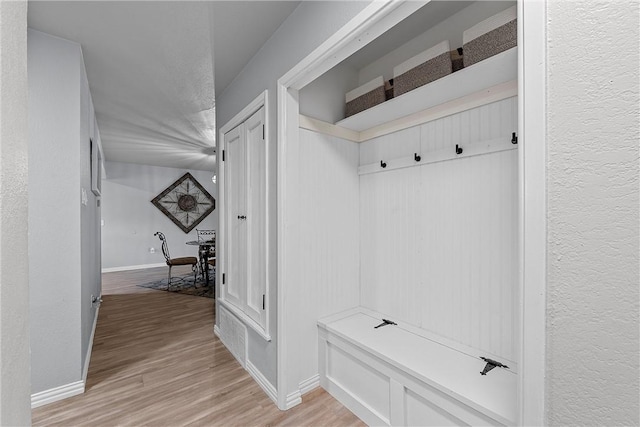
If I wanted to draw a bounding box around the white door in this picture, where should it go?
[222,106,267,330]
[224,125,246,310]
[245,107,266,326]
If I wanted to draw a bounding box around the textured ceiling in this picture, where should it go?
[27,1,299,171]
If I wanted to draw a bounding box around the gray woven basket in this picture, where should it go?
[394,52,452,97]
[463,19,517,67]
[345,86,386,118]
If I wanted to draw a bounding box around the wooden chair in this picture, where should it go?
[154,232,198,289]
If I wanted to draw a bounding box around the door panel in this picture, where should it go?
[224,125,246,309]
[245,107,266,326]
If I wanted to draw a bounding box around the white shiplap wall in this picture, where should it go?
[359,97,518,362]
[284,129,361,386]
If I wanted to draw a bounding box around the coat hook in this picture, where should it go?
[380,160,387,168]
[511,132,518,145]
[414,153,421,162]
[456,144,463,155]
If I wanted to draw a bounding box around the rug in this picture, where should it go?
[138,273,215,299]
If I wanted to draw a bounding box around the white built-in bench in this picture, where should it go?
[318,308,517,426]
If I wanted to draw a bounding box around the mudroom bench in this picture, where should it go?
[318,308,517,426]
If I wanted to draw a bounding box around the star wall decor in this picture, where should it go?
[151,173,215,233]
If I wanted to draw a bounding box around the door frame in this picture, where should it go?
[276,1,546,424]
[218,90,272,341]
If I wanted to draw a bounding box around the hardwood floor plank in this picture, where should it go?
[32,267,364,427]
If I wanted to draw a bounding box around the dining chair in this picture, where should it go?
[154,231,198,289]
[196,229,216,243]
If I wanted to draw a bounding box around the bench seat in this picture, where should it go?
[318,308,517,426]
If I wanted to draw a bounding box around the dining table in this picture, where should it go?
[186,240,216,287]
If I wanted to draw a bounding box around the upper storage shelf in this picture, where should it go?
[335,47,517,133]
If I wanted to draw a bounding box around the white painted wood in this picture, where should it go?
[300,82,517,144]
[216,304,247,368]
[298,115,360,142]
[245,107,266,327]
[224,124,246,311]
[360,98,519,363]
[359,138,516,176]
[31,381,84,409]
[220,98,269,336]
[518,0,546,424]
[101,263,165,273]
[286,128,361,387]
[359,81,517,142]
[299,375,320,395]
[336,48,517,132]
[318,310,516,426]
[246,360,278,405]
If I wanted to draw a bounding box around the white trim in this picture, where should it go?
[31,381,84,409]
[285,390,302,410]
[101,263,164,273]
[82,302,100,382]
[246,361,278,404]
[299,374,320,395]
[299,115,360,142]
[518,0,546,425]
[218,299,271,342]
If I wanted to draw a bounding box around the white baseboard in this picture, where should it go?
[246,361,278,405]
[31,381,84,409]
[299,374,320,395]
[285,389,302,410]
[82,301,100,382]
[101,263,165,273]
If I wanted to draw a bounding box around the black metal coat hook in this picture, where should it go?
[511,132,518,145]
[380,160,387,168]
[479,356,509,375]
[414,153,421,162]
[456,144,463,155]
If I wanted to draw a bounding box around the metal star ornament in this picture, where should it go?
[151,173,215,233]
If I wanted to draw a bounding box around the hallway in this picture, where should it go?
[32,268,362,426]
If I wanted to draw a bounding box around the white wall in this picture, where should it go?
[216,0,371,392]
[0,1,31,424]
[80,59,101,375]
[101,161,217,270]
[28,30,84,394]
[545,1,639,425]
[360,97,518,363]
[299,62,359,124]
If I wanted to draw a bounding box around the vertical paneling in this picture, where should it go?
[293,129,361,381]
[360,97,518,362]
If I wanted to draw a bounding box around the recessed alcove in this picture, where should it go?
[279,1,522,424]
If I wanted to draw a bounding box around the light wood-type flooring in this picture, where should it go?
[32,267,363,426]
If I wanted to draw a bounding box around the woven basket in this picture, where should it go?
[345,77,386,118]
[463,6,517,67]
[394,52,452,97]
